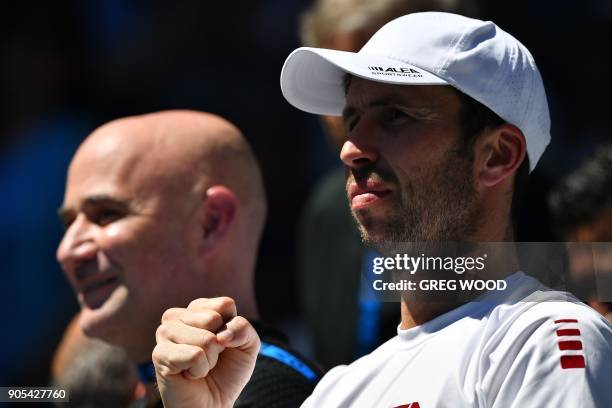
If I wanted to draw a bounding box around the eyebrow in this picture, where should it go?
[57,194,131,221]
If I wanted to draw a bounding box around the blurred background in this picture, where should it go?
[1,0,611,391]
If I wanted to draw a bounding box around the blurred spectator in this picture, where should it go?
[52,315,146,408]
[549,143,612,322]
[296,0,480,368]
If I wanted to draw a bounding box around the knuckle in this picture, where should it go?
[253,333,261,349]
[161,307,182,323]
[188,346,205,362]
[215,296,236,314]
[233,316,249,329]
[187,297,210,310]
[151,345,163,363]
[158,366,172,377]
[200,330,216,347]
[201,311,223,328]
[217,296,236,310]
[155,323,173,340]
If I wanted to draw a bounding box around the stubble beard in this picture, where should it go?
[352,149,482,246]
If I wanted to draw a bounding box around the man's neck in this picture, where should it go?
[398,242,520,330]
[399,299,463,329]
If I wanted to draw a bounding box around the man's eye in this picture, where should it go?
[346,116,360,132]
[383,108,412,126]
[91,208,125,226]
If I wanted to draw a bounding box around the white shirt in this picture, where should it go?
[302,272,612,407]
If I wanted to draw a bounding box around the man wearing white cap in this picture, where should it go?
[152,13,612,407]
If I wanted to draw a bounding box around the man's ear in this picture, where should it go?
[474,124,526,188]
[199,186,237,255]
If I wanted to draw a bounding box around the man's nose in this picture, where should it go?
[56,214,97,272]
[340,126,379,168]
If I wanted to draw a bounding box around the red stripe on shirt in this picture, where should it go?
[560,355,585,369]
[558,340,583,350]
[556,329,581,336]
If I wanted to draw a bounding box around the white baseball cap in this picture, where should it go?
[280,12,550,171]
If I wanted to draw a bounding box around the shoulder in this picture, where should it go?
[480,298,612,407]
[482,277,610,345]
[505,295,611,344]
[486,294,611,360]
[514,299,612,362]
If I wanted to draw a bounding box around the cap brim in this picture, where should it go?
[280,47,448,116]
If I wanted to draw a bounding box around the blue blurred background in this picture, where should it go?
[1,0,611,388]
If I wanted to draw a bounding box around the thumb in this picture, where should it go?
[216,316,260,354]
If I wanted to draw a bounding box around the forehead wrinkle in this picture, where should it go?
[346,81,461,124]
[343,96,406,119]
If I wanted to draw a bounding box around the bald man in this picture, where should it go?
[56,110,321,407]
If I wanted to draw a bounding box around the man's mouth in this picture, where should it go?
[348,182,393,210]
[77,275,120,308]
[82,276,119,294]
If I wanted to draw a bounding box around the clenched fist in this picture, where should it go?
[152,297,260,408]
